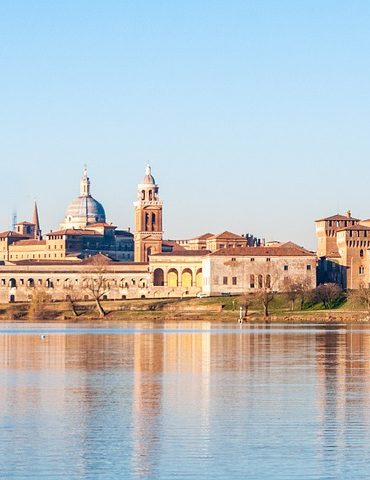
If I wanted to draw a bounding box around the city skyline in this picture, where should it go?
[2,1,370,249]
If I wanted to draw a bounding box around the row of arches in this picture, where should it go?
[153,268,202,288]
[3,277,148,289]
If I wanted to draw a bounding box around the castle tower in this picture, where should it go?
[134,165,163,262]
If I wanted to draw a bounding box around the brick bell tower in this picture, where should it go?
[134,165,163,262]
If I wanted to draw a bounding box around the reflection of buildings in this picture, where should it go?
[3,327,370,476]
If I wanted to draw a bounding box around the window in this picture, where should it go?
[284,265,288,271]
[360,249,364,257]
[307,265,312,270]
[266,258,271,262]
[250,258,255,262]
[250,275,255,288]
[232,277,237,285]
[359,266,365,275]
[223,276,228,285]
[231,257,236,262]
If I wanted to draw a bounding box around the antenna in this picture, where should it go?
[12,210,17,231]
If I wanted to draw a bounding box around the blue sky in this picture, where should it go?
[1,1,370,249]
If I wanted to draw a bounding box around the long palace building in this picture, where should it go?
[0,166,317,303]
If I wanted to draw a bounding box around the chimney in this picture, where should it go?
[347,210,352,218]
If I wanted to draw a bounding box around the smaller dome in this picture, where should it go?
[143,164,155,184]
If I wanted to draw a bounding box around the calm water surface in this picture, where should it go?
[1,321,370,479]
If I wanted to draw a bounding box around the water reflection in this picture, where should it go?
[1,323,370,479]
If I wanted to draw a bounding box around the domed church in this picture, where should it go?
[60,168,106,229]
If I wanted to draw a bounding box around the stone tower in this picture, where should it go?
[134,165,163,262]
[32,201,42,240]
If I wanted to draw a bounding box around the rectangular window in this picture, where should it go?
[223,276,228,285]
[231,257,236,262]
[266,258,271,262]
[307,265,311,270]
[232,277,237,285]
[250,258,255,262]
[284,265,288,271]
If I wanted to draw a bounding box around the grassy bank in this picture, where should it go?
[1,293,370,323]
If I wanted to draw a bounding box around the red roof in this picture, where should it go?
[0,231,29,239]
[191,233,214,240]
[12,239,47,246]
[337,225,370,232]
[315,214,359,222]
[211,245,315,257]
[152,250,211,257]
[208,231,246,240]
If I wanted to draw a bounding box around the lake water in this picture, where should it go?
[1,321,370,479]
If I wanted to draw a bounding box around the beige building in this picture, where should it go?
[315,212,370,289]
[202,243,316,296]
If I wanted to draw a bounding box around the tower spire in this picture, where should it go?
[32,201,42,240]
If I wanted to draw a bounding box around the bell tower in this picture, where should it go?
[134,165,163,262]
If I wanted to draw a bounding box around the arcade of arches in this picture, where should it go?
[153,267,203,288]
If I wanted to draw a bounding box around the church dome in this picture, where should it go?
[60,168,107,229]
[65,195,106,223]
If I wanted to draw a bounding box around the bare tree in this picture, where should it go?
[313,283,343,309]
[285,277,312,311]
[83,254,111,318]
[64,283,81,317]
[349,283,370,311]
[28,287,51,320]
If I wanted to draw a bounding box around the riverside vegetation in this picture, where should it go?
[2,283,370,323]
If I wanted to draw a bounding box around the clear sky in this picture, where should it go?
[1,1,370,249]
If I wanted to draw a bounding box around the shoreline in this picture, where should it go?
[1,303,370,324]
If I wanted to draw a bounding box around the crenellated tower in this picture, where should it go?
[134,165,163,262]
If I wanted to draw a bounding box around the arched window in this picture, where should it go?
[359,265,365,275]
[250,274,255,288]
[149,190,153,201]
[145,213,150,231]
[153,269,164,286]
[258,275,263,289]
[151,213,156,231]
[141,190,145,200]
[265,274,271,289]
[8,278,16,288]
[360,249,364,257]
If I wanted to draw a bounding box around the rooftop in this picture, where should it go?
[210,244,315,257]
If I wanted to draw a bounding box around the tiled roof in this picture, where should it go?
[192,233,214,240]
[337,225,370,232]
[0,231,29,238]
[208,231,245,240]
[210,245,315,257]
[12,239,47,246]
[46,229,103,237]
[315,214,359,222]
[162,240,187,251]
[82,253,115,264]
[15,221,35,226]
[152,250,211,257]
